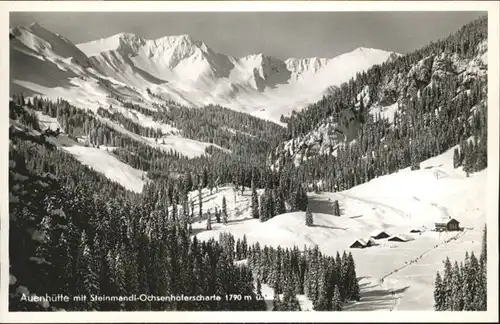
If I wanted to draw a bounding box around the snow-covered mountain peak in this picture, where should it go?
[11,22,401,124]
[11,22,90,64]
[156,34,206,48]
[285,57,331,78]
[343,46,397,59]
[77,32,209,58]
[240,52,271,63]
[352,46,373,52]
[76,32,145,57]
[150,34,212,66]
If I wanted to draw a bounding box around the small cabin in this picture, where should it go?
[435,218,460,232]
[350,238,376,249]
[370,230,390,240]
[350,240,366,249]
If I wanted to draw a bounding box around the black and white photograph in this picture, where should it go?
[2,1,499,322]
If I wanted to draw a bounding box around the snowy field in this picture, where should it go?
[62,145,147,193]
[192,147,487,310]
[33,111,147,193]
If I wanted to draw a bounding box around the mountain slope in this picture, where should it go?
[276,16,487,192]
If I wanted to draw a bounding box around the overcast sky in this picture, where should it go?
[10,11,486,58]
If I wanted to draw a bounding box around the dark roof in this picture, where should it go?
[435,218,459,225]
[370,230,390,238]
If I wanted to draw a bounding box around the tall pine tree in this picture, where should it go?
[305,206,314,227]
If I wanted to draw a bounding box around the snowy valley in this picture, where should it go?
[190,147,486,310]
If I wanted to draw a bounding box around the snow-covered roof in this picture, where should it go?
[358,238,369,246]
[370,229,389,237]
[387,234,415,242]
[352,237,377,246]
[435,217,459,225]
[436,216,450,223]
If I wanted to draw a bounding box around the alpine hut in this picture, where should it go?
[350,238,376,249]
[434,218,460,232]
[370,230,390,240]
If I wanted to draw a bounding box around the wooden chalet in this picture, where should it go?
[434,218,460,232]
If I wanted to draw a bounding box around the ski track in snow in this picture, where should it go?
[338,178,472,311]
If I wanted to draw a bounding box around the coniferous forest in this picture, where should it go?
[9,100,356,311]
[8,14,489,313]
[433,225,487,311]
[278,16,487,191]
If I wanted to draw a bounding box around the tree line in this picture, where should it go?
[10,95,293,193]
[247,243,360,311]
[433,225,487,311]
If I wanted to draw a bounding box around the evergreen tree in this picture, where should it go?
[275,189,286,215]
[76,231,100,310]
[314,267,330,311]
[347,252,360,301]
[185,172,193,193]
[305,206,314,227]
[206,214,212,230]
[202,168,208,188]
[198,187,203,219]
[236,239,242,260]
[442,257,453,310]
[477,225,487,311]
[272,288,281,311]
[333,200,341,216]
[266,189,275,219]
[469,252,480,310]
[434,271,445,311]
[463,252,474,310]
[453,147,461,168]
[281,284,301,311]
[451,261,463,310]
[332,285,342,311]
[463,142,474,177]
[259,195,267,222]
[222,196,228,224]
[480,224,487,265]
[241,235,248,259]
[215,207,221,223]
[251,181,259,219]
[222,210,228,225]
